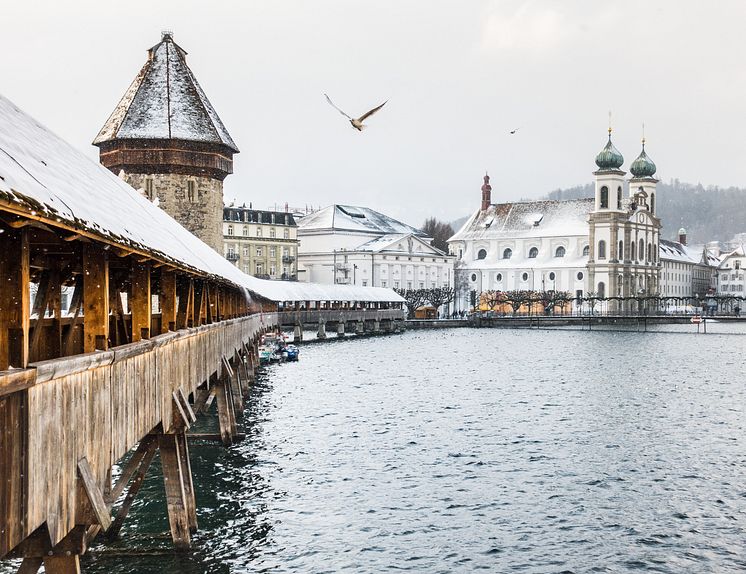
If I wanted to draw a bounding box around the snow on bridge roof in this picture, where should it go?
[0,94,402,304]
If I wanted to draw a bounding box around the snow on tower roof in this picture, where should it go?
[93,32,239,152]
[298,204,427,236]
[0,94,401,304]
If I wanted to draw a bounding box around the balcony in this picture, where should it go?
[225,252,239,263]
[282,255,296,264]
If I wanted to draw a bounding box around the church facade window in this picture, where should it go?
[597,281,605,298]
[598,240,606,259]
[502,248,512,260]
[582,245,590,257]
[617,186,622,209]
[555,246,566,258]
[477,248,487,260]
[528,247,538,258]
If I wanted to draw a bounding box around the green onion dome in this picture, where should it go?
[595,131,624,170]
[630,141,656,178]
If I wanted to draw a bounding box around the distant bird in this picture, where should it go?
[509,128,520,135]
[324,93,388,131]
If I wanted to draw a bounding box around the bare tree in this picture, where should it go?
[427,286,455,314]
[421,217,455,253]
[395,288,429,319]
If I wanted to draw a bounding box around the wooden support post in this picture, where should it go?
[223,356,244,415]
[196,282,207,326]
[130,261,151,342]
[176,278,192,330]
[205,283,214,324]
[0,228,30,369]
[48,266,63,358]
[158,433,192,550]
[160,270,177,333]
[76,458,112,531]
[176,432,197,532]
[42,555,81,574]
[28,269,52,363]
[82,244,109,353]
[214,376,237,446]
[106,438,157,540]
[62,275,83,356]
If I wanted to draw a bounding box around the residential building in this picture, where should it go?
[223,205,299,280]
[296,205,454,289]
[659,229,720,298]
[716,244,746,296]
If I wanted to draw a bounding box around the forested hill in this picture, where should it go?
[544,180,746,244]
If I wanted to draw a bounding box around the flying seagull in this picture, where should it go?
[324,93,388,131]
[509,127,520,134]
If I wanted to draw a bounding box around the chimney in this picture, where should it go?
[481,173,492,211]
[678,227,687,246]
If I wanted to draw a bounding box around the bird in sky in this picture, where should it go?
[324,93,388,131]
[509,127,520,134]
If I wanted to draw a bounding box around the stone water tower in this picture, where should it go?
[94,32,239,253]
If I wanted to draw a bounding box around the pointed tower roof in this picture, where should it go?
[93,32,238,153]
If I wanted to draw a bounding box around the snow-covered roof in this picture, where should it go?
[449,198,594,242]
[355,233,448,255]
[298,204,427,236]
[0,94,401,304]
[660,239,721,267]
[93,33,238,153]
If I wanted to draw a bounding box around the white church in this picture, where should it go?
[448,129,662,310]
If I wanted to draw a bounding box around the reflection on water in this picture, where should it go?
[4,327,746,573]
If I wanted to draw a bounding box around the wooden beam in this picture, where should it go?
[176,433,197,532]
[48,266,63,358]
[130,261,151,342]
[0,228,30,369]
[158,433,191,550]
[106,438,157,540]
[160,270,177,333]
[62,275,83,356]
[107,435,157,503]
[28,270,52,362]
[82,244,109,353]
[16,557,43,574]
[76,457,112,530]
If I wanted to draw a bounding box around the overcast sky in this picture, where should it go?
[3,1,746,226]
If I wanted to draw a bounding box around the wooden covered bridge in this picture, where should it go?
[0,95,404,573]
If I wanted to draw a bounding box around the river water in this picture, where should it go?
[8,326,746,573]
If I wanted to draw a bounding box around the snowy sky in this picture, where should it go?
[3,1,746,227]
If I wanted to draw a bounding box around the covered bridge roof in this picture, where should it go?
[0,94,402,304]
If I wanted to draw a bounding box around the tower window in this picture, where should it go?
[528,247,538,258]
[600,186,609,209]
[598,240,606,259]
[639,239,644,262]
[650,192,655,214]
[619,240,624,259]
[617,186,622,209]
[145,177,154,200]
[555,246,566,258]
[502,248,512,260]
[476,248,487,260]
[187,180,196,203]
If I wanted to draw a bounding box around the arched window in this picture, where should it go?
[597,281,606,298]
[582,245,590,257]
[502,248,512,260]
[600,186,609,208]
[647,242,652,262]
[555,246,566,258]
[227,225,234,236]
[619,240,624,260]
[630,240,636,260]
[650,192,655,214]
[528,247,539,258]
[476,248,487,260]
[617,186,622,209]
[639,239,645,262]
[598,240,606,259]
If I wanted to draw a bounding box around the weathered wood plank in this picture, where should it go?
[130,262,151,342]
[76,458,111,530]
[0,369,36,398]
[160,270,177,334]
[158,434,191,550]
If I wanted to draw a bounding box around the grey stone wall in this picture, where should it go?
[124,172,224,253]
